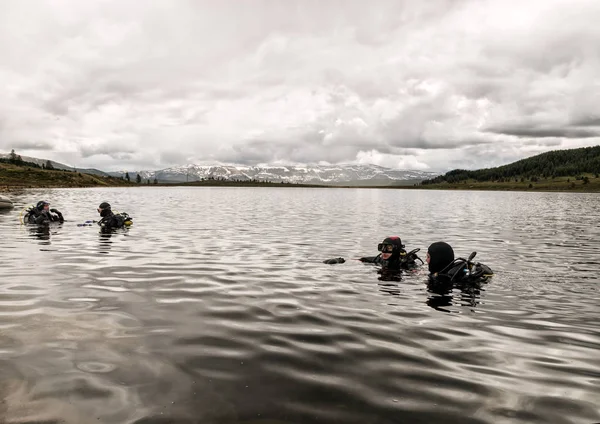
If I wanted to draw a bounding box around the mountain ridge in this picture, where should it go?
[107,163,438,185]
[0,152,437,185]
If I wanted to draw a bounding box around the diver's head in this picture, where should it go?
[98,202,111,217]
[378,236,404,261]
[427,242,454,274]
[36,200,50,211]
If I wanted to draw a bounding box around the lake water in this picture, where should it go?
[0,187,599,424]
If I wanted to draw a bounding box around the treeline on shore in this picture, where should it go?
[422,146,600,185]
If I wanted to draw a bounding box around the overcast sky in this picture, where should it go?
[1,0,599,172]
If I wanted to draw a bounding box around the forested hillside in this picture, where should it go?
[422,146,600,185]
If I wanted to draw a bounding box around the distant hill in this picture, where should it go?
[0,152,110,177]
[0,162,135,188]
[422,145,600,185]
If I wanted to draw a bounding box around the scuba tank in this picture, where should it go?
[116,212,133,227]
[401,248,424,268]
[98,211,133,229]
[434,252,493,283]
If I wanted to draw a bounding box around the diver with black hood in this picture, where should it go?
[97,202,133,232]
[425,241,492,312]
[324,236,423,270]
[426,241,493,283]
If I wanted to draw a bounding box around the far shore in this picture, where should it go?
[3,159,600,193]
[2,178,599,193]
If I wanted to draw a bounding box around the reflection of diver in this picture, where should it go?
[22,201,64,225]
[426,278,486,312]
[28,223,50,241]
[26,222,63,242]
[377,268,404,296]
[377,267,404,282]
[425,242,493,312]
[426,284,453,312]
[98,231,114,254]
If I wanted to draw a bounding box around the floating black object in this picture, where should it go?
[323,257,345,264]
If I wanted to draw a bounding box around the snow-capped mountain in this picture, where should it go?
[109,164,438,185]
[1,151,438,185]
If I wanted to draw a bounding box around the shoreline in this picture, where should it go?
[2,181,599,193]
[2,161,599,193]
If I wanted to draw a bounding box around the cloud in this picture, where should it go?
[9,140,55,151]
[356,150,431,170]
[485,126,600,139]
[1,0,599,172]
[79,144,136,160]
[571,116,600,127]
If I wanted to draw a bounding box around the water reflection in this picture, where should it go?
[98,231,114,254]
[96,225,132,253]
[426,277,486,312]
[377,267,404,282]
[376,269,404,297]
[25,222,63,244]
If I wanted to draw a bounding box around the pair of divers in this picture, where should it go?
[23,201,132,232]
[324,236,493,283]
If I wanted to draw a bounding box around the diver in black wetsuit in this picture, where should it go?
[25,200,64,225]
[97,202,132,232]
[425,241,492,311]
[426,241,493,283]
[359,236,422,270]
[323,236,422,269]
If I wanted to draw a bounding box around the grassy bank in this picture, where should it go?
[417,174,600,192]
[0,163,135,191]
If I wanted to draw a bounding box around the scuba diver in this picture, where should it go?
[425,242,493,312]
[426,241,493,283]
[23,200,64,225]
[323,236,423,270]
[359,236,423,270]
[97,202,133,232]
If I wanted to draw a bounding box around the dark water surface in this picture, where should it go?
[0,187,598,424]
